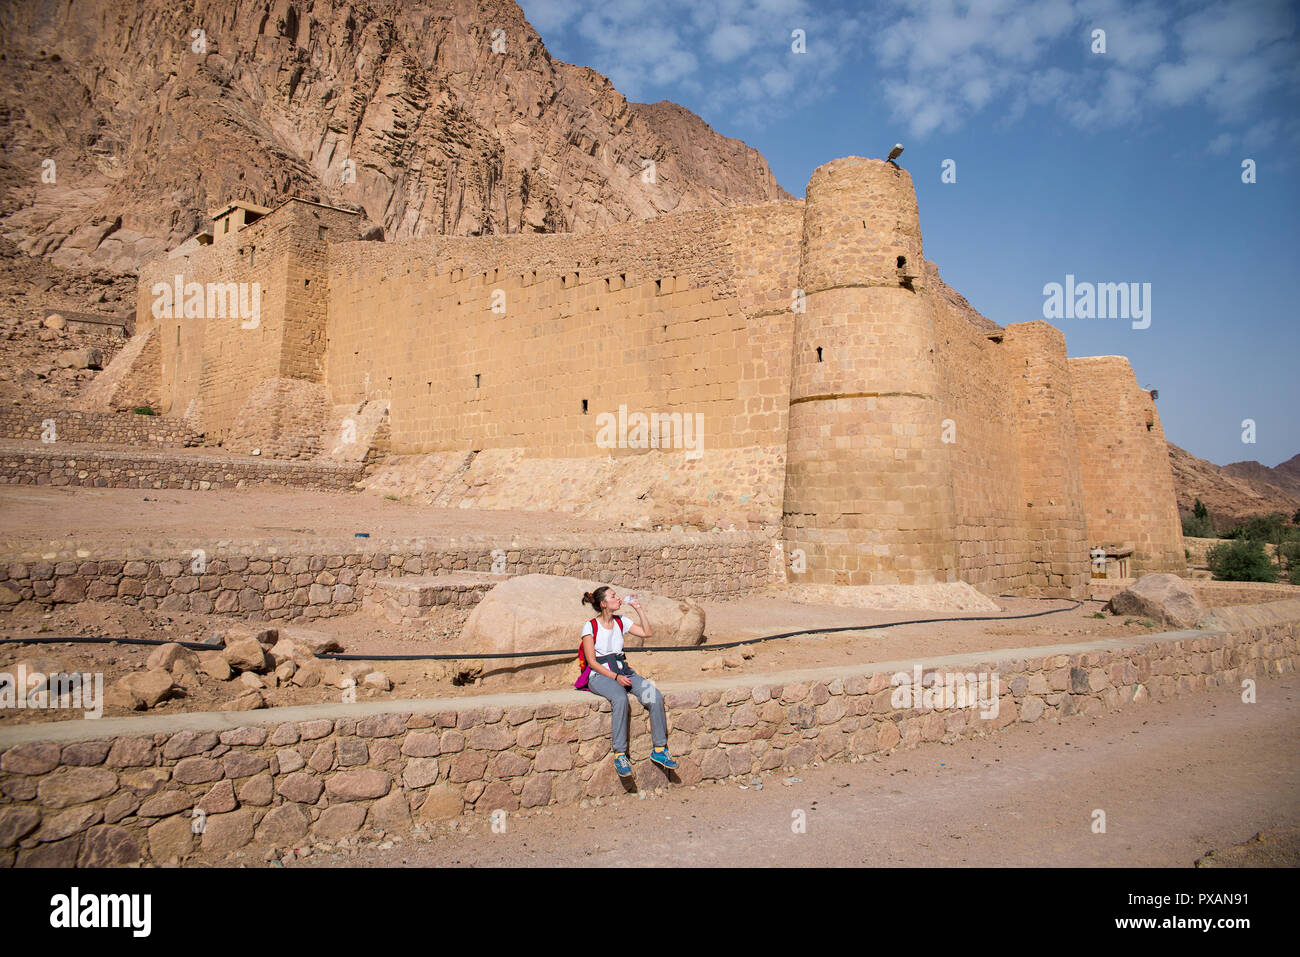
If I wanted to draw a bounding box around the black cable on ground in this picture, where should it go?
[0,596,1092,662]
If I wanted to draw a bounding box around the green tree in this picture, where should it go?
[1206,539,1278,583]
[1193,498,1208,520]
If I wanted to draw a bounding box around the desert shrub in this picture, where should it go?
[1243,512,1288,543]
[132,406,156,416]
[1206,539,1278,582]
[1181,512,1215,538]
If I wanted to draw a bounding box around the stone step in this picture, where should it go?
[363,572,509,621]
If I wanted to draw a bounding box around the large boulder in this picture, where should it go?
[55,346,103,370]
[1107,573,1205,629]
[460,574,705,687]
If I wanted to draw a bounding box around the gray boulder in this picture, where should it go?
[1107,573,1205,629]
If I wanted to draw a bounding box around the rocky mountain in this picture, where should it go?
[1168,442,1300,528]
[1222,454,1300,503]
[0,0,791,273]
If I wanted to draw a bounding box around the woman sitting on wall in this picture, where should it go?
[578,585,677,778]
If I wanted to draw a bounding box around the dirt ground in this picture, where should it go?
[265,676,1300,869]
[0,485,622,554]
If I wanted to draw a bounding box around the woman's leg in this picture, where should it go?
[587,671,631,753]
[627,673,668,749]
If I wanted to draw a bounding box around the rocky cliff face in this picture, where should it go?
[1168,442,1300,527]
[0,0,791,272]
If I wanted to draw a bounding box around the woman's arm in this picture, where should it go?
[625,599,653,638]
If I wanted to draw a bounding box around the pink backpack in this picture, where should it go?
[574,615,623,690]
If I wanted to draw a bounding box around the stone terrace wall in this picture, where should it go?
[0,410,199,448]
[1,606,1294,866]
[0,445,362,493]
[0,536,771,616]
[1088,577,1300,606]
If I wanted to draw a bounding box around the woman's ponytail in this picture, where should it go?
[581,586,610,611]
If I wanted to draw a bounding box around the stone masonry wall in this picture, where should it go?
[0,409,200,448]
[139,200,361,441]
[1000,321,1090,597]
[1069,356,1185,574]
[1,604,1294,866]
[0,445,362,493]
[323,202,804,461]
[0,535,771,616]
[930,297,1031,594]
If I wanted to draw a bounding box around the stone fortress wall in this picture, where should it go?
[127,156,1184,595]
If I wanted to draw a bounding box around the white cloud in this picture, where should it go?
[873,0,1299,139]
[519,0,1298,142]
[1207,132,1233,154]
[518,0,867,128]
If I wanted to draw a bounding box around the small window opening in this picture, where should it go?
[475,374,481,388]
[816,346,823,362]
[318,226,327,240]
[581,399,588,414]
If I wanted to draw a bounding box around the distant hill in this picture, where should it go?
[1168,444,1300,529]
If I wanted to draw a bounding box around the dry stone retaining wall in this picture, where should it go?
[1,605,1294,866]
[0,410,199,448]
[0,538,771,615]
[0,445,362,492]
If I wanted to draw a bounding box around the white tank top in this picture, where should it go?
[583,615,632,657]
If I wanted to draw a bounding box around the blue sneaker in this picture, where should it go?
[613,753,633,777]
[650,748,678,771]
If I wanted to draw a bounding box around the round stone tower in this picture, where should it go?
[781,157,958,585]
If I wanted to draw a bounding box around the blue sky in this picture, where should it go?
[518,0,1300,469]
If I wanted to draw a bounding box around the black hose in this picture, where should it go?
[0,596,1094,662]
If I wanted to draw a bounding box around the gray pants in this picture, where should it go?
[587,655,668,754]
